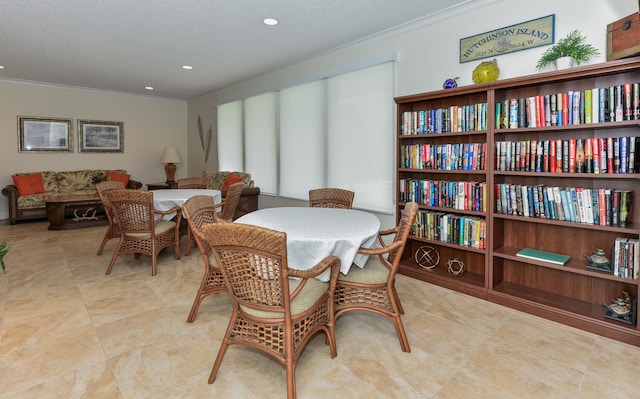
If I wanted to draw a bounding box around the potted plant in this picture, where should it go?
[536,30,600,71]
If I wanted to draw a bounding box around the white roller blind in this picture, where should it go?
[327,62,394,213]
[279,81,325,199]
[216,101,243,171]
[244,92,277,194]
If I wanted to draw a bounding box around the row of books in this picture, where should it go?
[496,83,640,129]
[400,103,487,135]
[399,142,487,171]
[399,179,487,212]
[613,237,639,280]
[412,210,486,249]
[495,136,639,174]
[495,184,634,228]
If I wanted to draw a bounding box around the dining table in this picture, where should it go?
[235,207,381,282]
[152,189,221,220]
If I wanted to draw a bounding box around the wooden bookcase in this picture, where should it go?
[395,57,640,346]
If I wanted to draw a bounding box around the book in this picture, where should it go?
[516,247,571,265]
[619,190,634,228]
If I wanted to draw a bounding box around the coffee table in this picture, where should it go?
[44,194,108,230]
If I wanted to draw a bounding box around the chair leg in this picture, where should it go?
[96,237,109,255]
[105,251,120,275]
[185,230,193,256]
[208,341,229,384]
[393,314,411,352]
[392,285,405,314]
[286,362,296,399]
[186,293,204,323]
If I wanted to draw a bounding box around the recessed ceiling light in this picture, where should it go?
[263,18,278,26]
[182,65,193,70]
[145,86,154,90]
[0,65,4,69]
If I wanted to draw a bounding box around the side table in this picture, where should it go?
[147,182,177,191]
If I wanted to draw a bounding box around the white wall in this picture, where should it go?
[186,0,637,228]
[1,0,635,224]
[0,80,187,219]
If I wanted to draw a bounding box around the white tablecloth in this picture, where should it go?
[153,189,221,220]
[235,207,381,282]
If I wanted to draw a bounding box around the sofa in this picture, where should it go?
[201,171,260,219]
[2,169,142,225]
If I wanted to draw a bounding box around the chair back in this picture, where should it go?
[182,195,218,253]
[105,189,155,232]
[386,202,419,266]
[177,177,209,189]
[309,188,355,209]
[96,181,125,214]
[200,222,290,312]
[217,181,244,222]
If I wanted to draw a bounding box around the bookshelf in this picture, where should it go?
[395,57,640,345]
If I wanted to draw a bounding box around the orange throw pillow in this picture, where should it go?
[221,173,243,190]
[106,172,130,187]
[12,173,46,196]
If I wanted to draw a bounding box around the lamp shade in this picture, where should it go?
[160,147,182,164]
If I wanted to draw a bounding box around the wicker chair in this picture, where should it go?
[95,180,125,255]
[334,201,419,352]
[182,195,227,322]
[308,188,355,209]
[214,181,244,222]
[177,177,209,189]
[104,189,182,276]
[197,222,341,399]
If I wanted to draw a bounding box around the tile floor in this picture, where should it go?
[1,221,639,398]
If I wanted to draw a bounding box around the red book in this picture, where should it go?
[549,139,557,173]
[538,95,546,127]
[598,188,606,226]
[607,136,615,173]
[569,139,577,173]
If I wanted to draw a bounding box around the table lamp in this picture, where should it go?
[160,146,182,185]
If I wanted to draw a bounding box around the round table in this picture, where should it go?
[235,207,380,281]
[152,189,221,219]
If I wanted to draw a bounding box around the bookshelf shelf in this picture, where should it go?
[395,57,640,346]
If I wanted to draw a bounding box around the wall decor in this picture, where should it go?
[460,14,555,63]
[197,114,213,163]
[18,115,73,153]
[77,119,124,153]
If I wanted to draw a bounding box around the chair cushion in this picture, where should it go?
[241,277,329,319]
[124,220,176,237]
[339,257,390,284]
[12,173,46,195]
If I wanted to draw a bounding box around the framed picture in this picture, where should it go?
[78,119,124,153]
[18,116,73,153]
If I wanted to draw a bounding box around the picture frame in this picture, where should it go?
[77,119,124,153]
[17,116,73,153]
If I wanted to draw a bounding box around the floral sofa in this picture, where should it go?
[2,169,141,224]
[201,170,260,219]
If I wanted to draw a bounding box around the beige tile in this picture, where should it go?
[4,222,640,398]
[0,361,122,399]
[462,340,583,398]
[494,311,597,372]
[78,273,162,326]
[107,334,214,398]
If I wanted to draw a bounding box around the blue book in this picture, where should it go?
[516,248,571,265]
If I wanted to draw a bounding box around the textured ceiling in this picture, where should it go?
[0,0,485,100]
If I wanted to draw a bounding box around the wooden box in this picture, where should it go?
[608,10,640,60]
